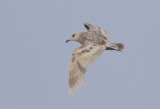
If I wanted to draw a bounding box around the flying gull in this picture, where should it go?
[66,23,124,95]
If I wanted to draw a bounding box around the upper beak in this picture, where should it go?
[66,39,70,43]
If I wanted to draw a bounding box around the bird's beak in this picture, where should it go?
[66,39,70,43]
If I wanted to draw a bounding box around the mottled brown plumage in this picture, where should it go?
[66,23,124,95]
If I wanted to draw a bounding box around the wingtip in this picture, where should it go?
[83,22,88,26]
[69,77,86,95]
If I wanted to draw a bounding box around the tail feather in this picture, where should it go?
[106,43,124,51]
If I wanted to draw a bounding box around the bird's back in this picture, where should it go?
[82,32,108,45]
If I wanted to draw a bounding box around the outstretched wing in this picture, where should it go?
[69,44,105,94]
[84,23,110,39]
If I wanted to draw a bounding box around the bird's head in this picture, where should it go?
[66,33,81,43]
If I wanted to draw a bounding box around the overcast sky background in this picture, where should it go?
[1,0,160,109]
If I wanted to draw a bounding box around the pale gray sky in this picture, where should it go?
[1,0,160,109]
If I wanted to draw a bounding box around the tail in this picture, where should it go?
[106,43,124,51]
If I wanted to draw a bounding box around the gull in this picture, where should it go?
[66,23,124,95]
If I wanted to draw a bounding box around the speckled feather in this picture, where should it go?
[67,23,124,95]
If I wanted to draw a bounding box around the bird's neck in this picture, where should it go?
[77,32,86,44]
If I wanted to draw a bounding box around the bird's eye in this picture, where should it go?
[72,34,75,37]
